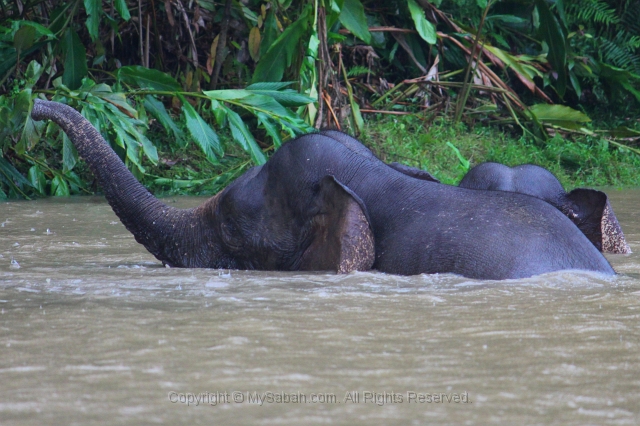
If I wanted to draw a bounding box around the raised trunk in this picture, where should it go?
[31,99,214,267]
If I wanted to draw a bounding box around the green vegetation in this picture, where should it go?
[2,0,640,199]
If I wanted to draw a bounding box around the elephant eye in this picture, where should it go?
[221,220,242,249]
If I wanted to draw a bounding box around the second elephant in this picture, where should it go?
[458,162,631,254]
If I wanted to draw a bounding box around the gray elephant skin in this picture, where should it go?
[30,100,614,280]
[459,162,631,254]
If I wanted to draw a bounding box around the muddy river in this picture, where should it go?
[1,190,639,425]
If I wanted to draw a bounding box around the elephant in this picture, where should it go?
[458,162,631,254]
[31,99,614,280]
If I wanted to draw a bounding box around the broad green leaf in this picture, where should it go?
[239,94,294,118]
[117,66,180,91]
[112,125,126,150]
[210,99,228,127]
[257,112,283,148]
[13,25,35,50]
[51,175,70,196]
[84,0,102,40]
[81,106,105,135]
[136,132,158,164]
[88,89,140,120]
[486,15,529,25]
[528,104,591,125]
[407,0,436,45]
[351,100,364,133]
[181,99,223,163]
[275,117,311,136]
[11,20,56,39]
[606,127,640,138]
[64,171,86,193]
[569,71,582,98]
[20,115,45,151]
[25,60,43,85]
[0,157,33,190]
[252,7,310,82]
[260,10,279,57]
[598,63,640,102]
[226,108,266,164]
[246,82,294,91]
[61,28,88,90]
[484,45,543,92]
[618,79,640,103]
[240,4,259,24]
[246,88,315,107]
[339,0,371,44]
[112,112,158,164]
[114,126,145,172]
[62,133,78,172]
[535,0,567,97]
[0,41,47,78]
[27,165,46,194]
[143,95,184,143]
[203,89,252,101]
[114,0,131,20]
[103,104,158,164]
[0,49,19,79]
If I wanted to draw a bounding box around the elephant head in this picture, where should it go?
[318,130,441,183]
[458,162,631,254]
[31,99,375,272]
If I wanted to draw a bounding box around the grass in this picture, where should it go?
[359,114,640,189]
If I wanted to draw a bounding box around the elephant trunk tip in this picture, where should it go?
[601,201,632,254]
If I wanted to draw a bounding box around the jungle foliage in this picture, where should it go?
[1,0,640,198]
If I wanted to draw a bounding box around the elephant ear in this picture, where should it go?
[299,176,375,273]
[564,189,608,251]
[565,189,631,254]
[388,162,440,183]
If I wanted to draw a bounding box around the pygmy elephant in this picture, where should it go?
[31,100,614,280]
[458,162,631,254]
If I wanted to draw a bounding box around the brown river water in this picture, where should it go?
[1,190,640,425]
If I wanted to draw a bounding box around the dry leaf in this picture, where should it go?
[165,0,175,26]
[249,27,261,62]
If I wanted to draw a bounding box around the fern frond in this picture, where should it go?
[599,35,640,74]
[347,66,372,77]
[621,0,640,36]
[567,0,619,27]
